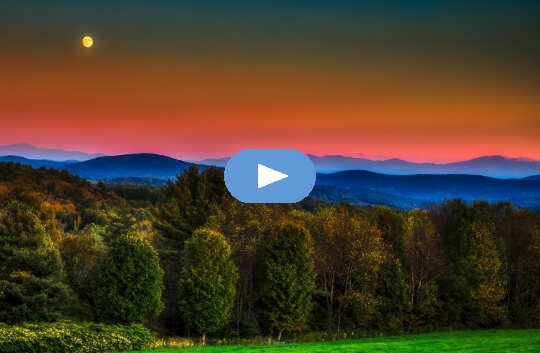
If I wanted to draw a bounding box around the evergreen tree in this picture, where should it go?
[0,199,70,323]
[154,166,229,243]
[154,166,231,333]
[263,223,315,340]
[95,234,164,323]
[179,228,238,345]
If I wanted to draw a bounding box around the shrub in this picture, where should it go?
[0,321,155,353]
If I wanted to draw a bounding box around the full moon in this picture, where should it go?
[82,35,94,48]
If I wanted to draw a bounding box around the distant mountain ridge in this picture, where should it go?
[2,144,538,178]
[2,153,539,210]
[0,155,73,169]
[310,155,540,178]
[198,154,540,178]
[314,170,540,210]
[1,148,539,179]
[64,153,207,180]
[0,143,104,161]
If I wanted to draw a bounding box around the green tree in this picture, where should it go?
[496,206,540,325]
[263,223,315,340]
[60,229,106,319]
[179,228,238,345]
[209,202,274,336]
[105,208,138,241]
[374,258,410,331]
[95,234,164,323]
[370,207,407,256]
[432,200,508,326]
[154,166,230,333]
[0,199,70,323]
[154,166,229,243]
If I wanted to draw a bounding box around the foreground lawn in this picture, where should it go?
[124,329,540,353]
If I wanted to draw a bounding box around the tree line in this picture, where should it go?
[0,162,539,342]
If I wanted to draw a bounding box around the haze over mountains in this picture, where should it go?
[0,143,104,161]
[0,155,73,169]
[2,144,539,178]
[1,145,540,210]
[198,155,540,179]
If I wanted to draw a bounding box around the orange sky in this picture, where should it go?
[1,1,539,162]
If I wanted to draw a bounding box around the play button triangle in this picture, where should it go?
[258,163,288,189]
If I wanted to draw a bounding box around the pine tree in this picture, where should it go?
[0,199,70,323]
[154,166,229,243]
[179,228,238,345]
[263,223,315,340]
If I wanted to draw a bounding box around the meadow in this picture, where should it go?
[124,330,540,353]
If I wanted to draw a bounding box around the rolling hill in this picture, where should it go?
[314,170,540,210]
[0,155,74,169]
[2,152,539,210]
[64,153,205,180]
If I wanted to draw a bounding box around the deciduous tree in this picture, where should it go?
[263,223,315,340]
[179,228,238,345]
[95,234,164,323]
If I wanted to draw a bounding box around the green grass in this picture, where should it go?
[123,329,540,353]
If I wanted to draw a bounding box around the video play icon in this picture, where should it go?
[225,149,316,203]
[258,163,288,189]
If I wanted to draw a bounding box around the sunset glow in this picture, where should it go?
[1,1,538,162]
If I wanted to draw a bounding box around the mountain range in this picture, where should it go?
[2,144,539,178]
[0,155,74,169]
[0,143,104,161]
[0,152,203,180]
[1,151,539,210]
[314,170,540,210]
[198,154,540,179]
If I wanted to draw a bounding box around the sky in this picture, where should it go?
[1,0,539,162]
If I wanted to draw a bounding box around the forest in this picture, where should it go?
[0,161,539,351]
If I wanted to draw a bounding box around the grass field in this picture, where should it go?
[122,329,540,353]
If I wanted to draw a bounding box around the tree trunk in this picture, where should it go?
[277,329,283,341]
[202,333,206,346]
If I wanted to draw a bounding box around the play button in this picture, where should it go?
[225,149,316,203]
[258,163,288,189]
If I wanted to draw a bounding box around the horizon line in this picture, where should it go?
[1,142,540,164]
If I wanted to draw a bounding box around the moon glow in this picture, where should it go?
[82,36,94,48]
